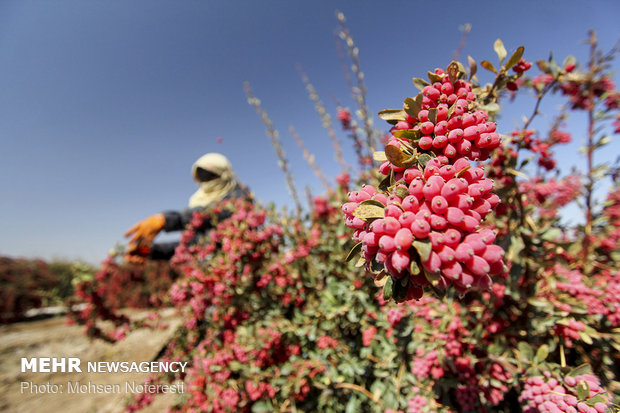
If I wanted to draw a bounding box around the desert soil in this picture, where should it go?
[0,309,183,413]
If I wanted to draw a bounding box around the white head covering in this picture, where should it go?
[188,153,237,208]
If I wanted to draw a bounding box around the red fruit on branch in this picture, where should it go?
[342,62,507,301]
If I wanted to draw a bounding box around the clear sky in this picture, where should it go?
[1,0,619,264]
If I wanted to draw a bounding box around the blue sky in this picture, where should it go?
[1,0,619,264]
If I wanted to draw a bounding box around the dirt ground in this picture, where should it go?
[0,309,183,413]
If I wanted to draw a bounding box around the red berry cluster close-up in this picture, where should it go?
[385,70,502,166]
[512,57,533,73]
[343,157,504,296]
[519,374,610,413]
[342,63,506,300]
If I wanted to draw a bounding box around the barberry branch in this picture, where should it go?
[583,30,597,269]
[336,10,377,156]
[244,81,303,216]
[289,125,333,195]
[296,64,349,174]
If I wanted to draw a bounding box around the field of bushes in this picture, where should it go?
[3,14,620,413]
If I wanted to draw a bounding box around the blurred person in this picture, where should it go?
[124,153,251,263]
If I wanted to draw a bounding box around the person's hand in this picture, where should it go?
[124,213,166,254]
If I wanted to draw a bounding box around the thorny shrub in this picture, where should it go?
[0,257,91,322]
[68,255,177,341]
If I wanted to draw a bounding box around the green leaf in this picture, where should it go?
[567,363,592,377]
[252,401,273,413]
[517,342,533,362]
[541,227,562,242]
[489,378,503,388]
[373,151,387,162]
[549,52,560,72]
[413,77,430,90]
[447,101,458,119]
[404,95,423,119]
[585,395,607,406]
[537,60,552,74]
[385,144,411,167]
[345,396,359,413]
[374,270,388,286]
[528,298,551,309]
[507,235,525,263]
[280,364,293,376]
[428,71,443,83]
[409,260,420,275]
[361,199,386,208]
[412,239,432,262]
[378,109,407,125]
[427,108,438,124]
[229,361,243,371]
[346,307,359,323]
[383,276,394,301]
[378,174,391,192]
[563,55,576,69]
[394,186,409,200]
[417,153,432,168]
[353,204,385,220]
[479,102,500,114]
[578,331,593,345]
[393,129,421,140]
[355,256,365,268]
[519,157,532,169]
[576,380,589,401]
[595,136,611,148]
[467,55,477,80]
[481,60,498,74]
[494,38,507,63]
[504,46,525,70]
[535,344,549,363]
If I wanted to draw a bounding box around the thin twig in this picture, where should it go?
[296,64,349,174]
[244,81,303,216]
[334,383,383,406]
[336,11,377,156]
[453,23,471,62]
[583,31,597,269]
[289,125,333,194]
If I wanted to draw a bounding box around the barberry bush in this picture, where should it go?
[74,18,620,412]
[0,256,92,322]
[68,252,177,341]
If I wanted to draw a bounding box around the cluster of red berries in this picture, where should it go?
[342,64,506,300]
[560,75,615,110]
[337,107,353,130]
[513,58,532,73]
[519,374,610,413]
[554,319,586,348]
[69,256,175,342]
[343,156,505,296]
[411,348,443,379]
[386,73,502,165]
[454,385,479,412]
[486,362,512,404]
[509,128,558,170]
[507,58,533,91]
[407,392,428,413]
